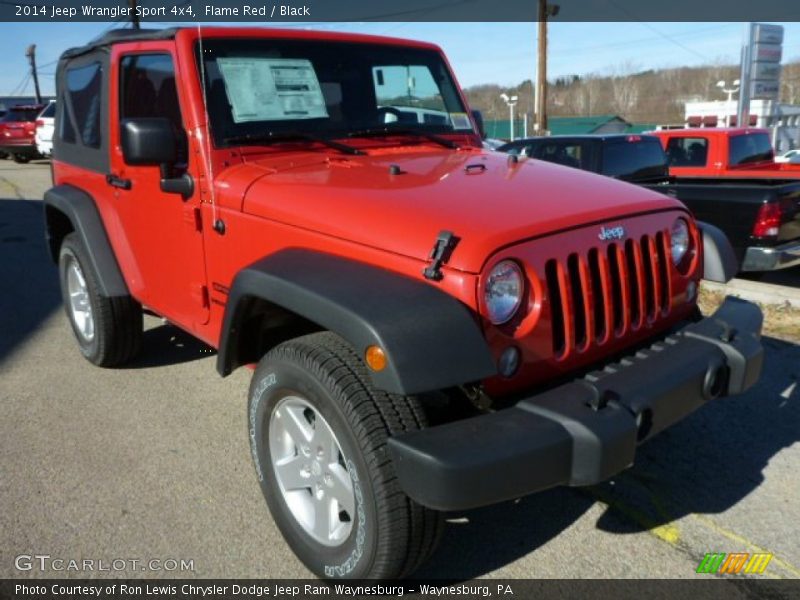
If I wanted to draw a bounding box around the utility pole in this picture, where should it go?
[535,1,559,134]
[129,0,140,29]
[25,44,42,104]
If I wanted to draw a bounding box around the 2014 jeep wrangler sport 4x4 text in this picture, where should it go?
[44,27,764,579]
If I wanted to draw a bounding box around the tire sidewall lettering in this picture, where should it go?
[249,363,371,577]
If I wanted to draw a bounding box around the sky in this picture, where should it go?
[2,21,800,97]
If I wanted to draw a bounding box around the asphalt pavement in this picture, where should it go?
[1,161,798,580]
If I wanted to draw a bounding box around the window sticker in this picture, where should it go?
[450,112,472,130]
[216,57,328,123]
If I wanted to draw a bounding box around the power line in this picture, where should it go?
[605,0,715,61]
[551,24,738,56]
[6,72,30,96]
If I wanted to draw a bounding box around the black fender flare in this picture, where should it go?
[217,249,496,395]
[698,221,738,283]
[43,184,130,297]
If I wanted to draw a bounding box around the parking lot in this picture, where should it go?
[0,160,799,580]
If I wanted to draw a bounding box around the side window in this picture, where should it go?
[665,137,708,167]
[62,62,102,148]
[533,143,582,168]
[41,102,57,119]
[120,54,183,132]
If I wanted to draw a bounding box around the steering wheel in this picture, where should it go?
[377,106,404,124]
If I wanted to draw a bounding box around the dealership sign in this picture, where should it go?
[751,62,781,81]
[738,23,784,120]
[749,23,783,101]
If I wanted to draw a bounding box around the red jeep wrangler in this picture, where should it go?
[44,28,764,579]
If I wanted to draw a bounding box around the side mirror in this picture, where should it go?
[121,118,179,166]
[120,118,193,199]
[471,110,486,140]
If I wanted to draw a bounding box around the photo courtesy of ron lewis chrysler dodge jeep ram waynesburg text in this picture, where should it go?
[43,27,764,579]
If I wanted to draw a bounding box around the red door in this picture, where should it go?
[108,44,209,331]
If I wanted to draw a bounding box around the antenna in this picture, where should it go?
[196,24,219,229]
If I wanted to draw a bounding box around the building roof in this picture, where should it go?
[483,114,643,140]
[548,115,629,135]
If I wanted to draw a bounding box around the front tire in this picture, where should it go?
[248,332,443,579]
[13,154,30,164]
[58,232,143,366]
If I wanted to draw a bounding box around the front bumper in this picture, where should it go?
[388,297,763,511]
[742,240,800,271]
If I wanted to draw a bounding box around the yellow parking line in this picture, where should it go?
[691,513,800,578]
[584,484,799,579]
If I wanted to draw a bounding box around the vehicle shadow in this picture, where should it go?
[0,198,61,366]
[592,335,799,533]
[121,319,216,369]
[744,266,800,288]
[419,336,798,579]
[0,197,214,370]
[417,488,595,579]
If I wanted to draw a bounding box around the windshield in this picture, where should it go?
[602,138,668,182]
[196,38,472,147]
[729,133,774,166]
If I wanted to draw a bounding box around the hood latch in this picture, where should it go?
[423,230,459,281]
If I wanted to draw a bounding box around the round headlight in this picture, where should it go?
[671,218,690,266]
[484,260,524,325]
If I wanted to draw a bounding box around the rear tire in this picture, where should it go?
[13,154,30,164]
[58,232,143,366]
[248,332,443,579]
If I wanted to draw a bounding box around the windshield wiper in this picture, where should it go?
[347,126,461,150]
[223,131,365,155]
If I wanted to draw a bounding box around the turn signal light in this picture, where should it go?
[365,345,387,372]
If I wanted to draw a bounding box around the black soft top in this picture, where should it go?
[61,28,179,60]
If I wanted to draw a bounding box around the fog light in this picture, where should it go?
[498,347,520,378]
[365,345,387,372]
[686,281,697,301]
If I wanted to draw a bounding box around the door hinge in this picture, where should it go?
[183,206,202,232]
[191,283,209,309]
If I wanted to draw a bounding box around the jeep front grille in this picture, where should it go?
[545,231,672,359]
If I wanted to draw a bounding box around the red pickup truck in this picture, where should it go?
[652,128,800,179]
[43,27,763,579]
[648,128,800,273]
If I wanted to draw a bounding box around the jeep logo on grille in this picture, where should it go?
[598,226,626,241]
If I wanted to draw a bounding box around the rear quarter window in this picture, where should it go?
[54,51,109,173]
[62,62,102,148]
[729,133,774,166]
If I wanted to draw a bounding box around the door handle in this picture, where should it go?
[106,174,132,190]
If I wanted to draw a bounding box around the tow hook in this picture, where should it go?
[703,360,728,400]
